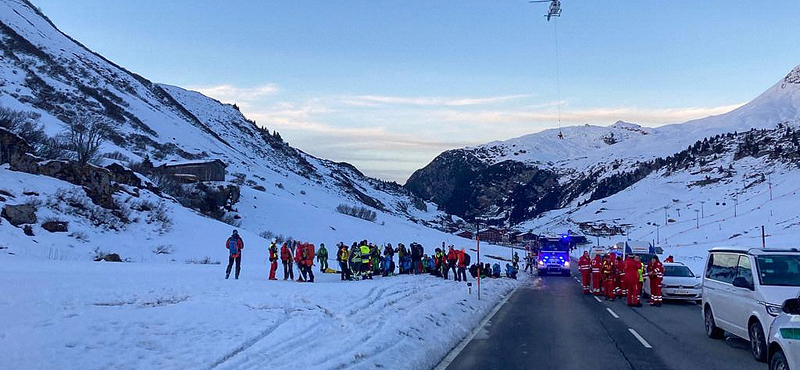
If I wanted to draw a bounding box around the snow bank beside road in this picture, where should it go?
[0,258,517,370]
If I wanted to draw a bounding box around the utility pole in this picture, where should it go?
[475,218,482,300]
[625,225,631,241]
[768,175,773,201]
[762,225,766,249]
[695,210,700,229]
[700,201,705,218]
[734,195,738,217]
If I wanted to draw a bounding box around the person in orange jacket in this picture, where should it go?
[615,255,626,298]
[591,253,603,296]
[456,249,469,282]
[280,242,294,280]
[301,243,315,283]
[578,251,592,294]
[446,246,458,280]
[294,242,307,282]
[624,255,643,307]
[602,253,616,301]
[268,239,278,280]
[649,255,664,306]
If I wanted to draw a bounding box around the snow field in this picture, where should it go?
[0,256,518,370]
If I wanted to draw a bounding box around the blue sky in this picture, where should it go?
[34,0,800,182]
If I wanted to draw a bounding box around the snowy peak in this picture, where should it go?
[783,64,800,86]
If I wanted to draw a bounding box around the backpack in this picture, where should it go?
[464,253,471,266]
[227,238,239,255]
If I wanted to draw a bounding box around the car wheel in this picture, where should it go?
[538,270,545,276]
[704,306,724,339]
[749,320,767,362]
[562,270,570,277]
[770,348,789,370]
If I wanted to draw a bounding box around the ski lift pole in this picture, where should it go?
[476,220,481,300]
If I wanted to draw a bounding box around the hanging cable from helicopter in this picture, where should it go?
[529,0,564,139]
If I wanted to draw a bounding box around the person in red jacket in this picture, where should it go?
[456,249,468,282]
[268,239,278,280]
[446,246,458,280]
[624,255,643,307]
[649,256,664,306]
[294,242,306,282]
[578,251,592,294]
[280,242,294,280]
[301,243,315,283]
[664,255,674,263]
[616,255,626,298]
[602,254,616,301]
[591,254,603,296]
[225,230,244,279]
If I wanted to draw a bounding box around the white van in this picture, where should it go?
[702,247,800,362]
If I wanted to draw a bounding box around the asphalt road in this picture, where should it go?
[443,271,764,370]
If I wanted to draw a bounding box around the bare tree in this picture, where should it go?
[65,115,116,165]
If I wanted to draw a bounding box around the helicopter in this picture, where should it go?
[529,0,561,21]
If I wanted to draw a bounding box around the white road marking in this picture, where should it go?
[606,307,619,319]
[434,285,519,370]
[594,296,602,303]
[628,328,653,349]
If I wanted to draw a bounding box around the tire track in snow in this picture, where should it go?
[208,314,288,370]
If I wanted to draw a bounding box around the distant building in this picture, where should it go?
[157,159,226,182]
[456,231,474,240]
[477,227,505,244]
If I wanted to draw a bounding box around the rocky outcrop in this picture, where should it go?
[38,161,115,209]
[42,220,68,232]
[405,149,563,223]
[178,183,240,219]
[2,204,37,226]
[0,127,33,168]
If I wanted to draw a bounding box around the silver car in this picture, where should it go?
[644,262,702,303]
[768,296,800,370]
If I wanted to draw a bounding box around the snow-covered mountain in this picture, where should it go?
[407,65,800,232]
[0,0,462,259]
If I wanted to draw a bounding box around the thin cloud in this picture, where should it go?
[340,94,533,107]
[188,84,280,105]
[435,103,745,126]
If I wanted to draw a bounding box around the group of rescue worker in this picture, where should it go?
[227,229,522,283]
[577,250,672,307]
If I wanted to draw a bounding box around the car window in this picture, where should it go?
[705,253,738,284]
[664,265,694,277]
[756,255,800,286]
[735,256,753,287]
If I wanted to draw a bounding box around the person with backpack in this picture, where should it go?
[457,249,469,282]
[350,243,362,280]
[317,243,329,272]
[301,243,315,283]
[225,230,244,279]
[295,242,307,282]
[359,241,372,280]
[492,263,501,278]
[280,242,294,280]
[268,239,279,280]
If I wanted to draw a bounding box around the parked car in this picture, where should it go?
[768,296,800,370]
[701,247,800,363]
[644,262,702,303]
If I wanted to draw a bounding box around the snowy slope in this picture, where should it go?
[0,0,441,229]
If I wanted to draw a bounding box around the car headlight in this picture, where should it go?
[692,283,701,289]
[763,302,783,317]
[538,260,544,265]
[564,261,570,268]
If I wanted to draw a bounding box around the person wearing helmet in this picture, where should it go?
[317,243,329,272]
[268,238,278,280]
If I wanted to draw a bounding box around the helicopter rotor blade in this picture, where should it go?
[528,1,550,3]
